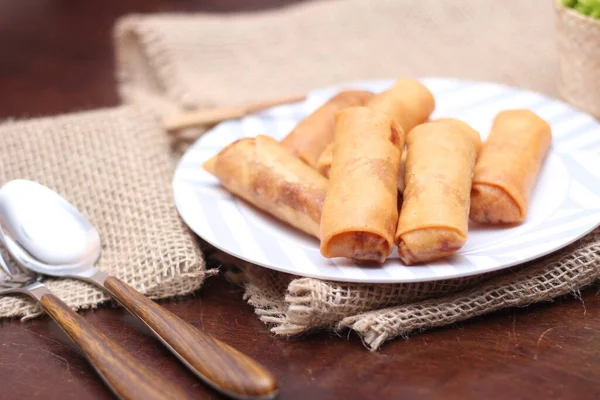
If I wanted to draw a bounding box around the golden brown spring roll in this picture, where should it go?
[319,143,408,195]
[315,142,333,177]
[397,150,408,194]
[281,90,374,167]
[367,78,435,133]
[316,143,410,194]
[320,107,404,263]
[396,119,470,194]
[470,109,552,224]
[396,119,481,265]
[203,135,328,238]
[315,79,435,179]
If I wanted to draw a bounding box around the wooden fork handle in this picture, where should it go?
[39,293,193,400]
[103,276,279,400]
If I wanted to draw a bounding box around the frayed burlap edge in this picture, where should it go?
[210,228,600,350]
[210,244,508,336]
[340,228,600,350]
[2,272,212,322]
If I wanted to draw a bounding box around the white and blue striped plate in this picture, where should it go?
[173,78,600,283]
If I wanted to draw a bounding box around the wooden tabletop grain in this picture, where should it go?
[1,1,599,399]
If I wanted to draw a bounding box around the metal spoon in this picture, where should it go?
[0,179,278,400]
[0,248,193,400]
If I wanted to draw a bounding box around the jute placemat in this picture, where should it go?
[0,106,209,318]
[115,0,559,112]
[113,0,600,350]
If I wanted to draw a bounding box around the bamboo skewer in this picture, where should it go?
[162,94,307,133]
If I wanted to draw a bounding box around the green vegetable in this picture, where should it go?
[563,0,600,19]
[573,3,592,15]
[574,4,592,15]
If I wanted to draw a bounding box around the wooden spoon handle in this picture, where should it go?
[39,293,193,400]
[103,276,278,400]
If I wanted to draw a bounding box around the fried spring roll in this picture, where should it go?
[318,142,409,197]
[396,119,481,265]
[203,135,328,238]
[470,109,552,224]
[315,79,435,179]
[315,142,333,177]
[367,78,435,133]
[281,90,374,167]
[318,142,408,193]
[320,107,404,263]
[397,150,408,194]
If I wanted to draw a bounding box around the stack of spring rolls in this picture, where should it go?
[204,78,552,265]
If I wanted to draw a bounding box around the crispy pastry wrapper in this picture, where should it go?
[316,79,434,179]
[321,143,408,196]
[203,135,328,238]
[320,106,404,263]
[470,109,552,224]
[397,149,408,194]
[281,90,374,167]
[395,119,481,265]
[367,78,435,133]
[315,142,333,178]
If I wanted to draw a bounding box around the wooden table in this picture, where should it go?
[1,1,599,399]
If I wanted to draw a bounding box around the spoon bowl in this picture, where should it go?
[0,180,100,276]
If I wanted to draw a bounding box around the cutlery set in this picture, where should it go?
[0,180,278,400]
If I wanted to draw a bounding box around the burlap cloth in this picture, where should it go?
[114,0,600,350]
[0,106,209,318]
[115,0,561,115]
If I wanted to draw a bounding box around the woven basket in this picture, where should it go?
[555,2,600,118]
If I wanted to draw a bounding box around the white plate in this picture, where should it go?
[173,78,600,283]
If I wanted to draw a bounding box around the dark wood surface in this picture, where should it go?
[1,1,599,399]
